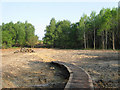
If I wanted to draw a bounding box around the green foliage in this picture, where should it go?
[28,35,38,48]
[43,7,120,49]
[16,22,26,47]
[43,18,56,47]
[25,21,35,44]
[1,21,38,48]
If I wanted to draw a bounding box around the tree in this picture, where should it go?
[58,20,71,48]
[16,22,26,48]
[1,21,38,48]
[118,7,120,49]
[2,23,14,48]
[42,7,119,50]
[43,18,56,47]
[70,23,79,48]
[90,11,96,49]
[2,30,13,48]
[97,8,106,49]
[54,21,62,47]
[24,21,35,46]
[110,8,118,50]
[28,35,38,48]
[103,8,112,49]
[78,14,88,49]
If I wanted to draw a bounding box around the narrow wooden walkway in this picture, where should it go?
[52,61,94,89]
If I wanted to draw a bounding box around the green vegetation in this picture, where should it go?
[1,21,38,49]
[0,7,119,50]
[43,7,120,49]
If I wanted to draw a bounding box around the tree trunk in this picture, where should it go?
[105,30,108,49]
[84,31,86,49]
[112,31,115,50]
[93,20,96,50]
[94,28,95,50]
[87,36,88,48]
[102,31,105,49]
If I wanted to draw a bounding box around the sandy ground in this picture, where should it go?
[2,48,68,88]
[1,48,120,88]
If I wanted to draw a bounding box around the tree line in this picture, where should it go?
[43,7,120,50]
[0,21,38,48]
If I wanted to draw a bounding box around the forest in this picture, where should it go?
[0,21,38,48]
[43,7,120,49]
[0,7,120,49]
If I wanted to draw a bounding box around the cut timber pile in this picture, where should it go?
[14,48,35,53]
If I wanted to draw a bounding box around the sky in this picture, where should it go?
[1,0,119,40]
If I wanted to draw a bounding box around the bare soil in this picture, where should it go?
[2,48,120,88]
[2,48,68,88]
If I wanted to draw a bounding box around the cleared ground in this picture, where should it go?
[2,48,120,88]
[2,48,68,88]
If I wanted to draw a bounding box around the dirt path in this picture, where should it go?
[2,48,119,88]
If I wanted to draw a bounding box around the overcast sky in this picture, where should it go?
[1,0,118,40]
